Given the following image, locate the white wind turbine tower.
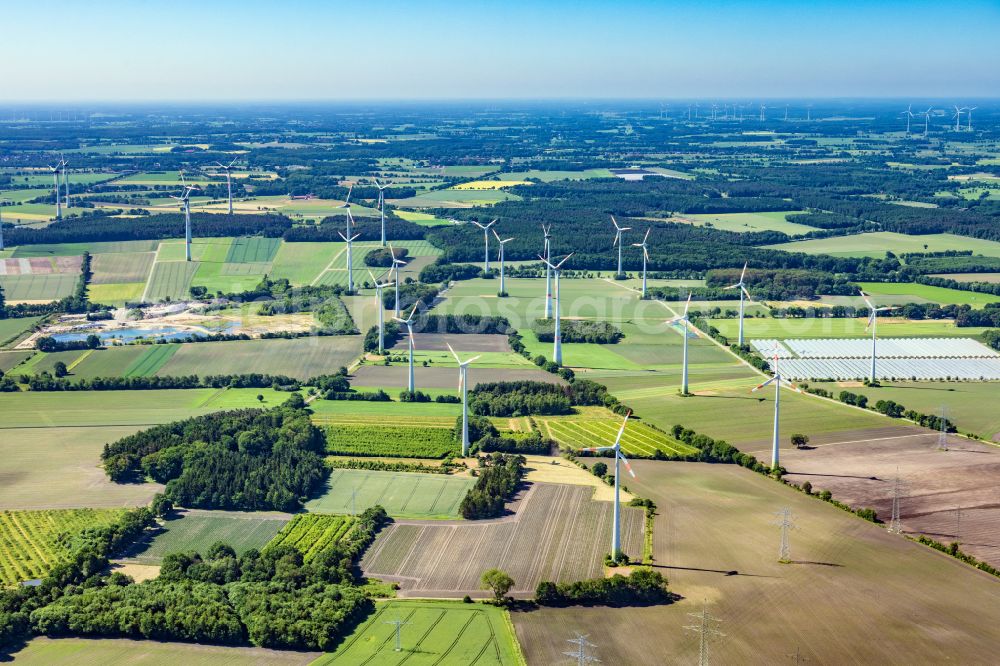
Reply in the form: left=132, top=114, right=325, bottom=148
left=631, top=228, right=651, bottom=298
left=752, top=352, right=801, bottom=471
left=492, top=229, right=514, bottom=296
left=447, top=343, right=482, bottom=456
left=668, top=294, right=698, bottom=395
left=952, top=106, right=963, bottom=132
left=860, top=289, right=893, bottom=384
left=338, top=230, right=361, bottom=292
left=921, top=107, right=933, bottom=136
left=374, top=178, right=392, bottom=246
left=172, top=171, right=200, bottom=262
left=338, top=183, right=355, bottom=241
left=723, top=262, right=753, bottom=346
left=393, top=305, right=418, bottom=393
left=581, top=411, right=635, bottom=559
left=0, top=206, right=5, bottom=251
left=367, top=270, right=391, bottom=354
left=539, top=253, right=574, bottom=366
left=966, top=106, right=977, bottom=131
left=902, top=104, right=913, bottom=134
left=215, top=157, right=238, bottom=214
left=610, top=216, right=631, bottom=277
left=49, top=160, right=63, bottom=220
left=388, top=242, right=407, bottom=317
left=542, top=224, right=553, bottom=318
left=60, top=153, right=70, bottom=207
left=471, top=219, right=497, bottom=272
left=759, top=104, right=766, bottom=121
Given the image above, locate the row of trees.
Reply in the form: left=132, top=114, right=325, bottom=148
left=459, top=453, right=525, bottom=519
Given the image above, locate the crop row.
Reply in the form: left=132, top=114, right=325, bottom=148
left=324, top=424, right=457, bottom=459
left=265, top=514, right=358, bottom=562
left=542, top=419, right=697, bottom=458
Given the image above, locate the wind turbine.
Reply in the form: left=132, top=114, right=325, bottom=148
left=631, top=228, right=651, bottom=298
left=902, top=104, right=913, bottom=134
left=759, top=104, right=766, bottom=121
left=367, top=270, right=391, bottom=355
left=493, top=229, right=514, bottom=296
left=172, top=171, right=200, bottom=262
left=610, top=216, right=631, bottom=277
left=471, top=219, right=497, bottom=272
left=215, top=157, right=238, bottom=214
left=723, top=262, right=753, bottom=346
left=953, top=106, right=963, bottom=132
left=752, top=352, right=801, bottom=471
left=393, top=305, right=418, bottom=393
left=921, top=107, right=933, bottom=136
left=388, top=242, right=407, bottom=317
left=60, top=153, right=70, bottom=207
left=49, top=160, right=62, bottom=220
left=966, top=106, right=977, bottom=131
left=581, top=411, right=635, bottom=559
left=0, top=206, right=5, bottom=251
left=542, top=224, right=553, bottom=318
left=668, top=294, right=698, bottom=395
left=338, top=230, right=361, bottom=293
left=539, top=253, right=574, bottom=366
left=338, top=183, right=355, bottom=240
left=374, top=178, right=392, bottom=246
left=860, top=289, right=893, bottom=384
left=448, top=342, right=482, bottom=456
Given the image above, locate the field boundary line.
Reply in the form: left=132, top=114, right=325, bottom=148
left=66, top=348, right=94, bottom=371
left=139, top=242, right=164, bottom=303
left=310, top=246, right=348, bottom=287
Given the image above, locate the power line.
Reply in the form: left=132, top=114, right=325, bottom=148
left=771, top=507, right=796, bottom=563
left=384, top=617, right=410, bottom=652
left=563, top=632, right=600, bottom=665
left=937, top=404, right=949, bottom=451
left=888, top=467, right=903, bottom=535
left=684, top=603, right=724, bottom=666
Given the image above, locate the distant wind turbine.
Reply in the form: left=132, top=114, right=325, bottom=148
left=172, top=171, right=200, bottom=262
left=0, top=207, right=5, bottom=251
left=471, top=219, right=497, bottom=272
left=860, top=289, right=894, bottom=384
left=759, top=104, right=766, bottom=122
left=60, top=153, right=70, bottom=207
left=448, top=342, right=482, bottom=456
left=581, top=411, right=635, bottom=559
left=367, top=270, right=391, bottom=355
left=953, top=106, right=963, bottom=132
left=492, top=229, right=514, bottom=296
left=631, top=228, right=651, bottom=298
left=610, top=216, right=631, bottom=277
left=388, top=242, right=407, bottom=318
left=542, top=224, right=553, bottom=318
left=49, top=160, right=63, bottom=221
left=921, top=107, right=933, bottom=136
left=539, top=253, right=574, bottom=366
left=374, top=178, right=392, bottom=246
left=966, top=106, right=977, bottom=131
left=215, top=157, right=239, bottom=214
left=338, top=230, right=361, bottom=293
left=668, top=293, right=700, bottom=395
left=723, top=262, right=753, bottom=346
left=393, top=305, right=419, bottom=393
left=752, top=352, right=801, bottom=471
left=902, top=104, right=913, bottom=134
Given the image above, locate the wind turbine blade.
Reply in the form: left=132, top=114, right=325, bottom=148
left=741, top=285, right=753, bottom=302
left=644, top=227, right=651, bottom=243
left=228, top=157, right=238, bottom=167
left=643, top=247, right=649, bottom=261
left=554, top=253, right=574, bottom=269
left=492, top=228, right=502, bottom=241
left=858, top=289, right=874, bottom=310
left=740, top=261, right=747, bottom=282
left=619, top=452, right=636, bottom=478
left=866, top=312, right=876, bottom=331
left=683, top=293, right=692, bottom=317
left=613, top=411, right=631, bottom=448
left=465, top=355, right=482, bottom=364
left=723, top=283, right=739, bottom=290
left=337, top=231, right=348, bottom=241
left=446, top=342, right=461, bottom=364
left=613, top=233, right=619, bottom=247
left=752, top=377, right=777, bottom=392
left=580, top=446, right=613, bottom=453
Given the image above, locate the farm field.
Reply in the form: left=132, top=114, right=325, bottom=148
left=89, top=251, right=154, bottom=284
left=265, top=514, right=357, bottom=561
left=124, top=510, right=290, bottom=564
left=9, top=240, right=160, bottom=257
left=764, top=231, right=1000, bottom=258
left=709, top=316, right=990, bottom=339
left=305, top=469, right=474, bottom=519
left=0, top=315, right=42, bottom=345
left=157, top=335, right=362, bottom=379
left=0, top=425, right=161, bottom=510
left=496, top=168, right=613, bottom=182
left=680, top=210, right=816, bottom=234
left=351, top=364, right=563, bottom=390
left=0, top=350, right=32, bottom=371
left=855, top=281, right=1000, bottom=307
left=269, top=241, right=344, bottom=285
left=513, top=461, right=1000, bottom=665
left=391, top=188, right=520, bottom=208
left=143, top=260, right=199, bottom=301
left=314, top=600, right=524, bottom=666
left=361, top=482, right=643, bottom=596
left=324, top=423, right=458, bottom=458
left=86, top=282, right=144, bottom=305
left=8, top=637, right=318, bottom=665
left=0, top=273, right=78, bottom=301
left=0, top=508, right=125, bottom=584
left=930, top=272, right=1000, bottom=283
left=535, top=407, right=699, bottom=458
left=308, top=399, right=461, bottom=422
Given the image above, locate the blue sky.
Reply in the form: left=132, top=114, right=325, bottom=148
left=3, top=0, right=998, bottom=100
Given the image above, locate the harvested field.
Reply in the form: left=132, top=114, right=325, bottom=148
left=352, top=365, right=563, bottom=389
left=123, top=510, right=290, bottom=564
left=512, top=461, right=1000, bottom=665
left=392, top=333, right=511, bottom=352
left=305, top=469, right=473, bottom=519
left=8, top=637, right=318, bottom=665
left=740, top=425, right=1000, bottom=568
left=521, top=454, right=628, bottom=502
left=361, top=482, right=643, bottom=597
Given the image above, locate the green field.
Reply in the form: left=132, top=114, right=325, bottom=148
left=0, top=350, right=32, bottom=371
left=305, top=469, right=474, bottom=519
left=682, top=211, right=816, bottom=235
left=225, top=236, right=281, bottom=263
left=309, top=399, right=462, bottom=421
left=89, top=251, right=155, bottom=284
left=0, top=509, right=125, bottom=584
left=125, top=511, right=289, bottom=564
left=158, top=336, right=361, bottom=380
left=855, top=281, right=999, bottom=307
left=0, top=315, right=42, bottom=346
left=144, top=261, right=199, bottom=301
left=8, top=637, right=315, bottom=665
left=708, top=316, right=990, bottom=339
left=264, top=514, right=357, bottom=562
left=324, top=423, right=458, bottom=458
left=315, top=600, right=524, bottom=665
left=10, top=241, right=160, bottom=257
left=392, top=188, right=520, bottom=208
left=765, top=232, right=1000, bottom=258
left=87, top=282, right=145, bottom=305
left=270, top=241, right=344, bottom=285
left=0, top=273, right=78, bottom=301
left=536, top=408, right=698, bottom=458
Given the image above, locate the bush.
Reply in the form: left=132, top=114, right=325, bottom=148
left=460, top=453, right=525, bottom=520
left=535, top=569, right=672, bottom=606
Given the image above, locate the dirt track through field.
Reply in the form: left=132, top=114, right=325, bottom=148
left=361, top=482, right=642, bottom=597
